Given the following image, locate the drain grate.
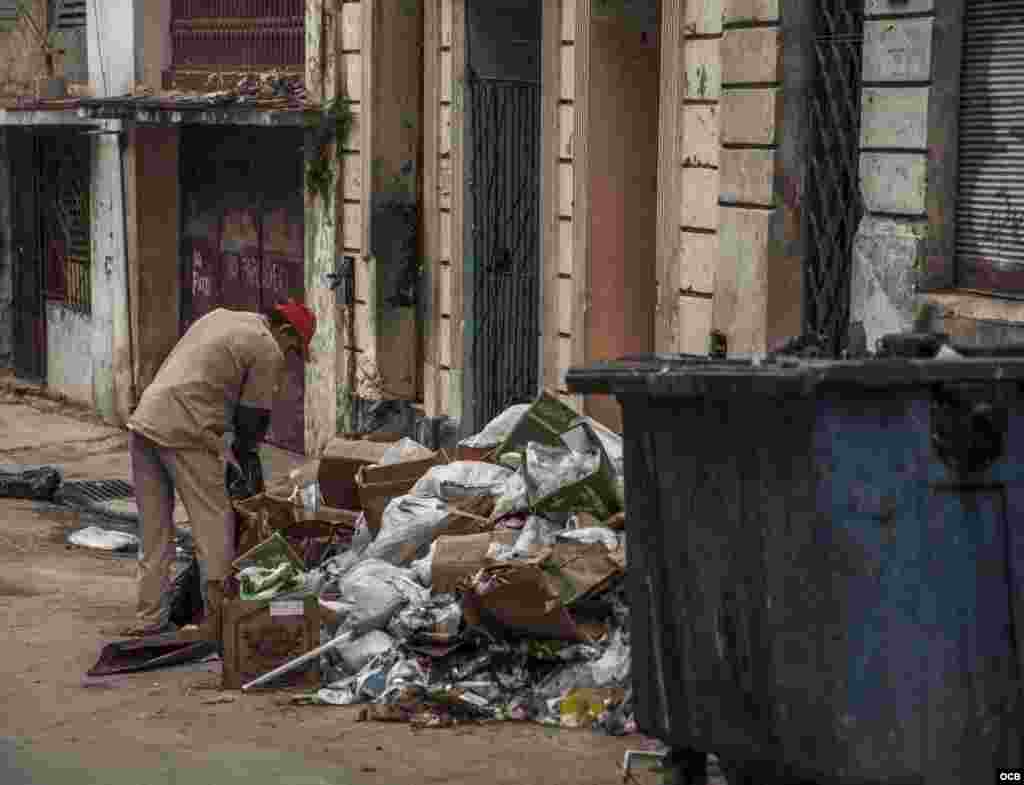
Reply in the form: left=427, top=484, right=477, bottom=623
left=58, top=479, right=135, bottom=506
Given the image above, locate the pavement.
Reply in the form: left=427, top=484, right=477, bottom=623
left=0, top=382, right=645, bottom=785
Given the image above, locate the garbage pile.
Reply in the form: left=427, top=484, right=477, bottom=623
left=231, top=392, right=635, bottom=734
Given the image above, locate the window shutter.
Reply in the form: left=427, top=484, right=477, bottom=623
left=956, top=0, right=1024, bottom=292
left=52, top=0, right=85, bottom=29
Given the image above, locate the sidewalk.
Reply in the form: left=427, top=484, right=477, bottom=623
left=0, top=376, right=308, bottom=517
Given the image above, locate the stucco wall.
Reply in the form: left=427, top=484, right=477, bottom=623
left=46, top=301, right=93, bottom=404
left=90, top=126, right=128, bottom=424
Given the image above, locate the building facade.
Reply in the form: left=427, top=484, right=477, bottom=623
left=3, top=0, right=1022, bottom=453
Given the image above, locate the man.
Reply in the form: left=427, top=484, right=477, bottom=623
left=120, top=300, right=316, bottom=642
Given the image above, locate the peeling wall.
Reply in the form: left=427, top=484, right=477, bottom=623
left=90, top=125, right=128, bottom=424
left=46, top=301, right=93, bottom=403
left=0, top=0, right=50, bottom=97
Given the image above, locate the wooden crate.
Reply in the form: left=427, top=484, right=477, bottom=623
left=222, top=596, right=320, bottom=691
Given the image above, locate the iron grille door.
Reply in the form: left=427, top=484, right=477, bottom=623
left=955, top=0, right=1024, bottom=293
left=467, top=72, right=542, bottom=431
left=804, top=1, right=865, bottom=357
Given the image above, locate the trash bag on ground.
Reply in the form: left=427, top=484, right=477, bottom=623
left=169, top=556, right=205, bottom=628
left=410, top=461, right=513, bottom=500
left=336, top=558, right=429, bottom=631
left=458, top=404, right=530, bottom=449
left=337, top=630, right=396, bottom=673
left=0, top=465, right=62, bottom=501
left=524, top=443, right=600, bottom=503
left=67, top=526, right=139, bottom=552
left=386, top=595, right=462, bottom=643
left=363, top=495, right=453, bottom=566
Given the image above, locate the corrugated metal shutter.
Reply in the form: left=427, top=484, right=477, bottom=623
left=956, top=1, right=1024, bottom=292
left=52, top=0, right=85, bottom=29
left=0, top=0, right=21, bottom=22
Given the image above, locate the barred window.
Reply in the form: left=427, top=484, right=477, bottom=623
left=40, top=133, right=92, bottom=315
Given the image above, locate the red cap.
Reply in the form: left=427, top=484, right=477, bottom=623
left=274, top=300, right=317, bottom=357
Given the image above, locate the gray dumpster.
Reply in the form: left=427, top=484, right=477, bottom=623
left=567, top=351, right=1024, bottom=785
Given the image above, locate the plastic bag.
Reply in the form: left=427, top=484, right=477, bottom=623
left=337, top=630, right=396, bottom=673
left=590, top=629, right=631, bottom=687
left=524, top=443, right=600, bottom=502
left=386, top=595, right=462, bottom=641
left=0, top=465, right=62, bottom=501
left=491, top=471, right=529, bottom=520
left=458, top=404, right=530, bottom=449
left=410, top=542, right=436, bottom=587
left=410, top=461, right=512, bottom=500
left=377, top=437, right=433, bottom=466
left=337, top=558, right=429, bottom=631
left=237, top=563, right=306, bottom=601
left=67, top=526, right=139, bottom=552
left=363, top=495, right=451, bottom=566
left=557, top=526, right=621, bottom=551
left=582, top=417, right=624, bottom=477
left=169, top=556, right=205, bottom=628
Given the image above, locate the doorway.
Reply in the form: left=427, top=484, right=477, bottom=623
left=463, top=0, right=544, bottom=434
left=586, top=2, right=661, bottom=432
left=179, top=126, right=306, bottom=454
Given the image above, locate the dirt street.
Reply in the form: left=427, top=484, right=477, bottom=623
left=0, top=387, right=651, bottom=785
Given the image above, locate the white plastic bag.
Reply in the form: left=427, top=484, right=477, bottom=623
left=458, top=403, right=530, bottom=449
left=67, top=526, right=139, bottom=551
left=377, top=437, right=433, bottom=466
left=363, top=495, right=452, bottom=566
left=557, top=526, right=621, bottom=551
left=410, top=541, right=436, bottom=587
left=337, top=630, right=396, bottom=673
left=337, top=558, right=429, bottom=630
left=525, top=442, right=600, bottom=502
left=410, top=461, right=512, bottom=500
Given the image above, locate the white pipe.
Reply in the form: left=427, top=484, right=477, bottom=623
left=241, top=629, right=356, bottom=691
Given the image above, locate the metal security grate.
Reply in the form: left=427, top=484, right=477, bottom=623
left=467, top=71, right=542, bottom=431
left=803, top=1, right=865, bottom=357
left=58, top=479, right=135, bottom=506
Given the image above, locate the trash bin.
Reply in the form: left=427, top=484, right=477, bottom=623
left=567, top=348, right=1024, bottom=785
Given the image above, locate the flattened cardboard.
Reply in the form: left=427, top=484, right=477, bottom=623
left=222, top=596, right=320, bottom=690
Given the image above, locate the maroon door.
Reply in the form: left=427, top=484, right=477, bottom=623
left=181, top=127, right=306, bottom=454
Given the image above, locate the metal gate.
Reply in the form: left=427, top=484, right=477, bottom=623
left=8, top=128, right=45, bottom=382
left=803, top=1, right=865, bottom=357
left=466, top=71, right=542, bottom=431
left=180, top=127, right=306, bottom=454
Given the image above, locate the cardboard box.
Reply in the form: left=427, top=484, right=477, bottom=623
left=233, top=494, right=360, bottom=567
left=355, top=450, right=450, bottom=535
left=222, top=595, right=320, bottom=690
left=431, top=529, right=519, bottom=594
left=317, top=437, right=397, bottom=510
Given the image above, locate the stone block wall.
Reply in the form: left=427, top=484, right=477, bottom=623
left=850, top=0, right=935, bottom=348
left=706, top=0, right=803, bottom=356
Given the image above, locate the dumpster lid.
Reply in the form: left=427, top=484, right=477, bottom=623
left=566, top=352, right=1024, bottom=398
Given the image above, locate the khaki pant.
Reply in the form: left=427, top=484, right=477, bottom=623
left=130, top=432, right=235, bottom=628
